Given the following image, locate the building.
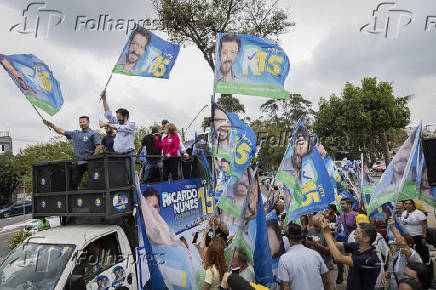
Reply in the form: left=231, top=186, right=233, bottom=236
left=0, top=131, right=12, bottom=154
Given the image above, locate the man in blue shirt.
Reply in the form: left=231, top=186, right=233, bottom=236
left=321, top=218, right=381, bottom=290
left=101, top=126, right=116, bottom=152
left=43, top=116, right=102, bottom=189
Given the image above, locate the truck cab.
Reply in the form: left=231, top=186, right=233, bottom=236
left=0, top=224, right=136, bottom=290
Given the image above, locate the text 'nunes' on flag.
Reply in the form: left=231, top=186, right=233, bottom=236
left=213, top=33, right=290, bottom=99
left=113, top=24, right=180, bottom=79
left=0, top=54, right=64, bottom=116
left=276, top=120, right=335, bottom=224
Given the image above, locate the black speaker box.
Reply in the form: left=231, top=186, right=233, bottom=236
left=34, top=162, right=69, bottom=193
left=422, top=138, right=436, bottom=186
left=87, top=156, right=130, bottom=189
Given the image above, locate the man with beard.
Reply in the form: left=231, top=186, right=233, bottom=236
left=116, top=27, right=151, bottom=73
left=43, top=116, right=102, bottom=189
left=213, top=107, right=232, bottom=151
left=215, top=34, right=244, bottom=83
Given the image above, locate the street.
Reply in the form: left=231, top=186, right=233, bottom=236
left=0, top=214, right=32, bottom=258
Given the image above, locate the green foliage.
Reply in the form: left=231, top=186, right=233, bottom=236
left=13, top=136, right=75, bottom=191
left=313, top=77, right=410, bottom=163
left=253, top=94, right=314, bottom=171
left=0, top=152, right=25, bottom=202
left=153, top=0, right=294, bottom=71
left=8, top=230, right=32, bottom=251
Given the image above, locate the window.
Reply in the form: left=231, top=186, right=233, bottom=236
left=72, top=232, right=122, bottom=283
left=1, top=145, right=4, bottom=152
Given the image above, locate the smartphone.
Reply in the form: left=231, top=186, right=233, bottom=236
left=192, top=232, right=199, bottom=244
left=231, top=267, right=241, bottom=275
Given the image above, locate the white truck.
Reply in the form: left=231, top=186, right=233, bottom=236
left=0, top=224, right=139, bottom=290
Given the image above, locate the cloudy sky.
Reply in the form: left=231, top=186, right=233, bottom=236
left=1, top=0, right=435, bottom=154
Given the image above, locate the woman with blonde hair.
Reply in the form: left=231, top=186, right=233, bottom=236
left=203, top=241, right=228, bottom=290
left=155, top=122, right=180, bottom=180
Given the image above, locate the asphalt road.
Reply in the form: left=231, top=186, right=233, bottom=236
left=0, top=213, right=32, bottom=259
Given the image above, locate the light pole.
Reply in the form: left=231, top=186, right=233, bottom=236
left=22, top=181, right=25, bottom=221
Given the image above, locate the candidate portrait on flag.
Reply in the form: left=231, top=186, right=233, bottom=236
left=214, top=33, right=290, bottom=98
left=113, top=25, right=180, bottom=79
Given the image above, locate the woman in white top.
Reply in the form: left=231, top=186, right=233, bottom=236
left=203, top=241, right=227, bottom=290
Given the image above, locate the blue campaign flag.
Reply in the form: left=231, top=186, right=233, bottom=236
left=211, top=102, right=257, bottom=179
left=277, top=121, right=335, bottom=224
left=368, top=124, right=422, bottom=216
left=113, top=25, right=180, bottom=79
left=214, top=33, right=290, bottom=99
left=0, top=54, right=64, bottom=116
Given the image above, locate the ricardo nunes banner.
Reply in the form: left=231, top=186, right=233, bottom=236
left=0, top=54, right=64, bottom=116
left=140, top=178, right=214, bottom=234
left=113, top=25, right=180, bottom=78
left=213, top=33, right=290, bottom=99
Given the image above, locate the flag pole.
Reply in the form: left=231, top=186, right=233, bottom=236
left=32, top=105, right=51, bottom=131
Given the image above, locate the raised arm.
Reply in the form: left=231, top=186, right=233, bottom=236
left=100, top=90, right=110, bottom=112
left=43, top=119, right=65, bottom=135
left=321, top=218, right=354, bottom=266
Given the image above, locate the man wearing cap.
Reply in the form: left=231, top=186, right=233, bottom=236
left=321, top=218, right=381, bottom=290
left=278, top=223, right=331, bottom=290
left=348, top=214, right=389, bottom=290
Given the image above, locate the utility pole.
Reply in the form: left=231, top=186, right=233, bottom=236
left=22, top=181, right=25, bottom=221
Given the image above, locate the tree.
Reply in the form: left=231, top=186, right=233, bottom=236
left=0, top=153, right=24, bottom=204
left=13, top=137, right=75, bottom=192
left=313, top=77, right=410, bottom=164
left=153, top=0, right=294, bottom=71
left=154, top=0, right=294, bottom=130
left=252, top=94, right=314, bottom=171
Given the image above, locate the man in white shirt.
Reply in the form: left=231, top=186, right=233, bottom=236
left=278, top=223, right=331, bottom=290
left=400, top=199, right=429, bottom=264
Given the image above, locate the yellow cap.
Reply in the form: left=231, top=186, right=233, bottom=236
left=356, top=214, right=369, bottom=226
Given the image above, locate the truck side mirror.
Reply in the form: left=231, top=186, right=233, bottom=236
left=66, top=274, right=86, bottom=290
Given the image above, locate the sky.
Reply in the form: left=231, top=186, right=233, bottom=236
left=0, top=0, right=435, bottom=154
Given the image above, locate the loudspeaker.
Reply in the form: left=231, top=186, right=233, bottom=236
left=87, top=156, right=130, bottom=190
left=34, top=162, right=69, bottom=193
left=422, top=138, right=436, bottom=186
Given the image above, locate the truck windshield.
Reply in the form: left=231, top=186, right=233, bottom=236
left=0, top=243, right=75, bottom=290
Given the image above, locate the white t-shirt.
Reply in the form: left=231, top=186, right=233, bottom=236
left=204, top=265, right=221, bottom=290
left=400, top=209, right=427, bottom=236
left=278, top=244, right=328, bottom=290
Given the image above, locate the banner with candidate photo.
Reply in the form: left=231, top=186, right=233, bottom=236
left=211, top=102, right=257, bottom=180
left=277, top=120, right=335, bottom=224
left=0, top=54, right=64, bottom=116
left=134, top=175, right=205, bottom=290
left=213, top=33, right=290, bottom=99
left=113, top=25, right=180, bottom=78
left=368, top=124, right=422, bottom=216
left=140, top=178, right=214, bottom=235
